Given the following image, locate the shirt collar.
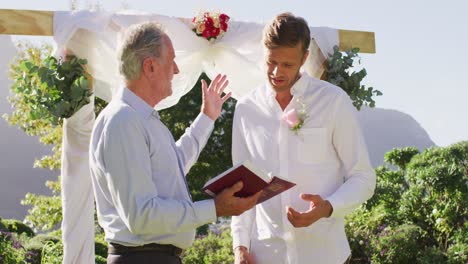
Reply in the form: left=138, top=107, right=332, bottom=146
left=290, top=72, right=309, bottom=96
left=116, top=87, right=158, bottom=119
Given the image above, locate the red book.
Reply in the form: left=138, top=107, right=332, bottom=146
left=202, top=161, right=296, bottom=204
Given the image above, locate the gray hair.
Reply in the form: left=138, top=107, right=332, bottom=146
left=118, top=22, right=166, bottom=81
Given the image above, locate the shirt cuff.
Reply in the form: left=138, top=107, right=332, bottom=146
left=193, top=199, right=217, bottom=224
left=325, top=195, right=344, bottom=219
left=231, top=229, right=251, bottom=250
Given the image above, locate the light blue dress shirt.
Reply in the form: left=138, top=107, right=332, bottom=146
left=89, top=87, right=217, bottom=249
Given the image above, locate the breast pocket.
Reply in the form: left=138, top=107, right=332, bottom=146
left=297, top=128, right=328, bottom=164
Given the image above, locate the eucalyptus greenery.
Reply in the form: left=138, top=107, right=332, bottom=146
left=325, top=45, right=382, bottom=110
left=10, top=51, right=92, bottom=125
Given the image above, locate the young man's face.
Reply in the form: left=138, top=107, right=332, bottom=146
left=265, top=43, right=308, bottom=94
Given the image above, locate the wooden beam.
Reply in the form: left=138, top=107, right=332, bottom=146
left=339, top=29, right=376, bottom=53
left=0, top=9, right=376, bottom=53
left=0, top=9, right=53, bottom=36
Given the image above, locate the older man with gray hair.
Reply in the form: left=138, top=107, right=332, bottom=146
left=89, top=22, right=261, bottom=264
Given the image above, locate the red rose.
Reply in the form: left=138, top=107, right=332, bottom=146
left=204, top=16, right=214, bottom=28
left=219, top=13, right=230, bottom=23
left=220, top=22, right=228, bottom=31
left=192, top=16, right=196, bottom=23
left=211, top=27, right=220, bottom=37
left=202, top=29, right=211, bottom=39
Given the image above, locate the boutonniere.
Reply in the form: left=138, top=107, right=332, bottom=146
left=282, top=98, right=308, bottom=134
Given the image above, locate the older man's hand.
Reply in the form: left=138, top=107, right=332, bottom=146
left=201, top=74, right=231, bottom=121
left=214, top=181, right=262, bottom=217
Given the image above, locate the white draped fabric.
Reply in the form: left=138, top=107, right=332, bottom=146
left=60, top=97, right=95, bottom=264
left=53, top=10, right=338, bottom=263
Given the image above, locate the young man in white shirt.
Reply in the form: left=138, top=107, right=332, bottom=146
left=89, top=22, right=262, bottom=264
left=231, top=13, right=376, bottom=264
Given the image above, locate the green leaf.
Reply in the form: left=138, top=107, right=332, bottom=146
left=324, top=46, right=381, bottom=111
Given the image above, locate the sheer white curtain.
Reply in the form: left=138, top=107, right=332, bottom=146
left=54, top=10, right=338, bottom=263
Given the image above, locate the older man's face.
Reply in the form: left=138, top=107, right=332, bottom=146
left=153, top=35, right=180, bottom=99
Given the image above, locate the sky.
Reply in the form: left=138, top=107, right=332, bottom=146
left=1, top=0, right=467, bottom=147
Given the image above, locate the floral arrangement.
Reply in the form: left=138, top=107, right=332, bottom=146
left=192, top=11, right=230, bottom=41
left=282, top=97, right=308, bottom=134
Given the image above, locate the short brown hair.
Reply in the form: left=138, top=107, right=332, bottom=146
left=263, top=12, right=310, bottom=53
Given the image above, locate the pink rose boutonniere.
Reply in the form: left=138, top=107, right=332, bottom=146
left=282, top=98, right=308, bottom=134
left=282, top=108, right=308, bottom=134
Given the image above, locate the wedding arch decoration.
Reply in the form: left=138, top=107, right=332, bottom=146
left=1, top=8, right=377, bottom=263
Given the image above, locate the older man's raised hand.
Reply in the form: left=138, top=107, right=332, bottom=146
left=201, top=74, right=232, bottom=121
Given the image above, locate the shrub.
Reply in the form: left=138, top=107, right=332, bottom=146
left=182, top=229, right=234, bottom=264
left=0, top=218, right=8, bottom=232
left=369, top=224, right=427, bottom=263
left=40, top=239, right=63, bottom=264
left=346, top=142, right=468, bottom=263
left=446, top=224, right=467, bottom=264
left=94, top=233, right=108, bottom=260
left=3, top=219, right=35, bottom=237
left=0, top=231, right=26, bottom=263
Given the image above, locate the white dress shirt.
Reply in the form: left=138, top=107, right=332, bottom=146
left=231, top=73, right=376, bottom=263
left=89, top=87, right=217, bottom=249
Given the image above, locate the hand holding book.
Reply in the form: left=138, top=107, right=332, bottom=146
left=202, top=161, right=296, bottom=205
left=214, top=181, right=263, bottom=217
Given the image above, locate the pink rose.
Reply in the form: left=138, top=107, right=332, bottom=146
left=282, top=109, right=300, bottom=128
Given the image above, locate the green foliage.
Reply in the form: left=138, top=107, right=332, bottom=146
left=384, top=146, right=420, bottom=170
left=446, top=224, right=468, bottom=263
left=21, top=192, right=62, bottom=232
left=346, top=142, right=468, bottom=263
left=40, top=239, right=63, bottom=264
left=324, top=46, right=382, bottom=110
left=160, top=73, right=236, bottom=203
left=9, top=43, right=92, bottom=125
left=369, top=224, right=428, bottom=263
left=0, top=218, right=8, bottom=232
left=94, top=231, right=108, bottom=260
left=4, top=43, right=64, bottom=233
left=4, top=44, right=110, bottom=234
left=2, top=219, right=35, bottom=237
left=182, top=229, right=234, bottom=264
left=0, top=231, right=26, bottom=263
left=22, top=237, right=45, bottom=264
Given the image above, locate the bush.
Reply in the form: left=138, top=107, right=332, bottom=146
left=40, top=239, right=63, bottom=264
left=346, top=142, right=468, bottom=263
left=3, top=219, right=35, bottom=237
left=369, top=224, right=427, bottom=263
left=94, top=234, right=108, bottom=260
left=0, top=218, right=8, bottom=232
left=446, top=225, right=467, bottom=264
left=22, top=238, right=44, bottom=264
left=182, top=229, right=234, bottom=264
